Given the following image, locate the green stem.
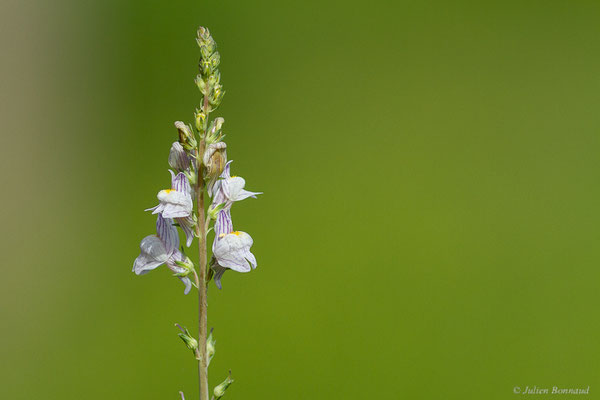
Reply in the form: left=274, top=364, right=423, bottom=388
left=196, top=90, right=211, bottom=400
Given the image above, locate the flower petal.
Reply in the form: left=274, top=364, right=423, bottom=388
left=220, top=175, right=261, bottom=203
left=145, top=204, right=161, bottom=213
left=157, top=190, right=193, bottom=218
left=222, top=160, right=232, bottom=179
left=156, top=214, right=179, bottom=254
left=223, top=177, right=245, bottom=200
left=179, top=276, right=192, bottom=294
left=213, top=232, right=254, bottom=272
left=202, top=142, right=227, bottom=166
left=166, top=250, right=193, bottom=295
left=162, top=203, right=192, bottom=219
left=208, top=160, right=232, bottom=198
left=177, top=216, right=195, bottom=247
left=170, top=171, right=192, bottom=195
left=133, top=254, right=164, bottom=275
left=244, top=249, right=257, bottom=269
left=233, top=189, right=262, bottom=201
left=168, top=142, right=191, bottom=171
left=211, top=263, right=228, bottom=290
left=214, top=209, right=233, bottom=237
left=133, top=235, right=168, bottom=275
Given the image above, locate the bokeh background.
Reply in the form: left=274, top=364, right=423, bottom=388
left=2, top=1, right=600, bottom=399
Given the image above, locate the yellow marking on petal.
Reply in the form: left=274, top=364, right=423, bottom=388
left=219, top=233, right=226, bottom=238
left=164, top=189, right=174, bottom=193
left=232, top=231, right=241, bottom=236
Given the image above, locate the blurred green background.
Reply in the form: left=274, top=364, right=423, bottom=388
left=2, top=0, right=600, bottom=399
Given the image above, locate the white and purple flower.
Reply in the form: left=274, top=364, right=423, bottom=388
left=209, top=161, right=260, bottom=249
left=211, top=230, right=257, bottom=289
left=209, top=161, right=261, bottom=204
left=168, top=142, right=192, bottom=171
left=147, top=171, right=196, bottom=247
left=207, top=160, right=261, bottom=288
left=147, top=171, right=193, bottom=218
left=133, top=215, right=193, bottom=294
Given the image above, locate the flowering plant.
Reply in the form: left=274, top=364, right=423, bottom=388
left=133, top=27, right=261, bottom=400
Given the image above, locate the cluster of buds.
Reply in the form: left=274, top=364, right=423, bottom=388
left=195, top=27, right=225, bottom=132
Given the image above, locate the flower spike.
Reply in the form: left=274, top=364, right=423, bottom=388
left=132, top=26, right=262, bottom=399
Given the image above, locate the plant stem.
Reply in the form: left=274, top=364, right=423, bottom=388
left=196, top=165, right=209, bottom=400
left=196, top=92, right=211, bottom=400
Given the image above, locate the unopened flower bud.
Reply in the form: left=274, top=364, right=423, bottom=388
left=207, top=73, right=220, bottom=87
left=197, top=27, right=216, bottom=58
left=185, top=169, right=197, bottom=187
left=169, top=142, right=191, bottom=171
left=207, top=328, right=216, bottom=366
left=209, top=52, right=220, bottom=70
left=180, top=334, right=198, bottom=351
left=175, top=324, right=199, bottom=358
left=173, top=255, right=195, bottom=276
left=206, top=117, right=224, bottom=143
left=200, top=59, right=212, bottom=75
left=195, top=110, right=207, bottom=132
left=208, top=202, right=226, bottom=221
left=213, top=371, right=234, bottom=399
left=175, top=121, right=197, bottom=150
left=198, top=26, right=212, bottom=40
left=210, top=85, right=225, bottom=107
left=195, top=75, right=207, bottom=94
left=203, top=142, right=227, bottom=181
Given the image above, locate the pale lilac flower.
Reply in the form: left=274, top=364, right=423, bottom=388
left=210, top=161, right=260, bottom=253
left=210, top=161, right=261, bottom=206
left=133, top=213, right=192, bottom=294
left=133, top=235, right=170, bottom=273
left=169, top=142, right=191, bottom=171
left=211, top=230, right=257, bottom=289
left=132, top=235, right=192, bottom=295
left=147, top=171, right=193, bottom=219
